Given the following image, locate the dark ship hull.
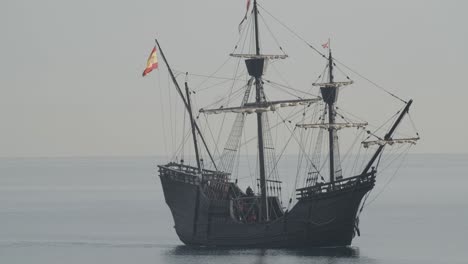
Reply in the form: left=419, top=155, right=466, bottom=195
left=159, top=163, right=375, bottom=248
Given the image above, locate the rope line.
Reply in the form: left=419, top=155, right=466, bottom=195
left=332, top=58, right=407, bottom=104
left=257, top=3, right=327, bottom=60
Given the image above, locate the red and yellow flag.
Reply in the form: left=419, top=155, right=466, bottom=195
left=142, top=46, right=158, bottom=77
left=238, top=0, right=251, bottom=33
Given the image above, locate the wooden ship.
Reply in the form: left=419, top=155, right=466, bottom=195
left=150, top=0, right=419, bottom=247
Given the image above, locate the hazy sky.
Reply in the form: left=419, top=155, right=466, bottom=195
left=1, top=0, right=467, bottom=157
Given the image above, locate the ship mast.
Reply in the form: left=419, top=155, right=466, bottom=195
left=318, top=43, right=340, bottom=185
left=362, top=99, right=413, bottom=174
left=154, top=39, right=217, bottom=171
left=185, top=79, right=202, bottom=173
left=326, top=47, right=336, bottom=184
left=253, top=0, right=268, bottom=222
left=253, top=0, right=261, bottom=55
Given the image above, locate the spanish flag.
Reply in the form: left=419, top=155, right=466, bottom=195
left=142, top=46, right=158, bottom=77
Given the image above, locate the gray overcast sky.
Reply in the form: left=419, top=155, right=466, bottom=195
left=1, top=0, right=467, bottom=157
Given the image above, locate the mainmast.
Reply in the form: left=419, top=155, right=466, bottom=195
left=327, top=48, right=336, bottom=184
left=253, top=0, right=260, bottom=55
left=253, top=0, right=268, bottom=222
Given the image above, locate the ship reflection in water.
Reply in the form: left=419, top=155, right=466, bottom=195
left=165, top=245, right=377, bottom=264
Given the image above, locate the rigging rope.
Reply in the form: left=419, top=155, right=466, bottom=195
left=189, top=12, right=252, bottom=93
left=170, top=129, right=192, bottom=162
left=167, top=72, right=176, bottom=158
left=351, top=137, right=363, bottom=175
left=341, top=128, right=366, bottom=176
left=219, top=81, right=253, bottom=174
left=276, top=110, right=323, bottom=179
left=258, top=12, right=287, bottom=55
left=264, top=79, right=315, bottom=97
left=237, top=106, right=307, bottom=148
left=332, top=58, right=407, bottom=104
left=333, top=64, right=353, bottom=85
left=362, top=110, right=402, bottom=142
left=157, top=69, right=169, bottom=161
left=268, top=63, right=298, bottom=96
left=362, top=144, right=412, bottom=208
left=408, top=113, right=420, bottom=137
left=257, top=3, right=327, bottom=60
left=313, top=65, right=328, bottom=85
left=258, top=2, right=407, bottom=104
left=305, top=103, right=326, bottom=186
left=181, top=99, right=187, bottom=161
left=201, top=114, right=222, bottom=161
left=291, top=126, right=304, bottom=208
left=263, top=81, right=304, bottom=99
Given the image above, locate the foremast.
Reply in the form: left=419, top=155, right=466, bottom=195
left=321, top=46, right=340, bottom=184
left=307, top=44, right=417, bottom=183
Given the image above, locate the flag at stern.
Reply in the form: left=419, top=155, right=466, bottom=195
left=142, top=46, right=158, bottom=77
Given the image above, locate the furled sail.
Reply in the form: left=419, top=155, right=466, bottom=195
left=296, top=122, right=367, bottom=130
left=199, top=98, right=320, bottom=115
left=362, top=137, right=420, bottom=148
left=229, top=54, right=288, bottom=60
left=312, top=81, right=353, bottom=88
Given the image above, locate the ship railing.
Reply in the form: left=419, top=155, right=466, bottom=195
left=296, top=171, right=376, bottom=200
left=158, top=165, right=201, bottom=185
left=256, top=179, right=283, bottom=198
left=158, top=162, right=230, bottom=185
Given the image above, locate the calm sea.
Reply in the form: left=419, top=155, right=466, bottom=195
left=0, top=154, right=466, bottom=264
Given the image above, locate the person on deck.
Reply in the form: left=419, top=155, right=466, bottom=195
left=246, top=186, right=254, bottom=196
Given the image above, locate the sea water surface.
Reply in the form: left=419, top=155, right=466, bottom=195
left=0, top=154, right=467, bottom=264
